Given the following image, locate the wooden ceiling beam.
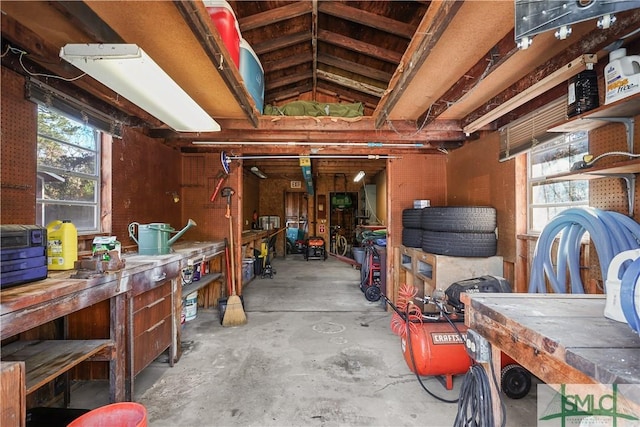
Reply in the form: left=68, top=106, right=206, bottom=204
left=253, top=31, right=311, bottom=55
left=316, top=70, right=385, bottom=97
left=156, top=126, right=466, bottom=146
left=315, top=87, right=378, bottom=110
left=264, top=52, right=312, bottom=73
left=199, top=116, right=462, bottom=132
left=318, top=29, right=402, bottom=64
left=267, top=84, right=313, bottom=104
left=318, top=53, right=392, bottom=83
left=237, top=2, right=312, bottom=31
left=315, top=81, right=381, bottom=108
left=312, top=0, right=319, bottom=101
left=374, top=1, right=464, bottom=128
left=52, top=1, right=124, bottom=43
left=416, top=30, right=517, bottom=126
left=265, top=71, right=314, bottom=91
left=173, top=0, right=258, bottom=127
left=318, top=2, right=416, bottom=39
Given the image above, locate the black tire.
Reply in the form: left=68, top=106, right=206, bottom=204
left=501, top=364, right=532, bottom=399
left=421, top=230, right=497, bottom=257
left=421, top=206, right=496, bottom=233
left=402, top=208, right=423, bottom=229
left=402, top=228, right=422, bottom=248
left=364, top=285, right=381, bottom=302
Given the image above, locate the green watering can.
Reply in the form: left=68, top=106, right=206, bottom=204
left=128, top=219, right=196, bottom=255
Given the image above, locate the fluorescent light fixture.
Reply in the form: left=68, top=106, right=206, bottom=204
left=60, top=44, right=220, bottom=132
left=353, top=170, right=365, bottom=182
left=250, top=166, right=267, bottom=179
left=463, top=54, right=596, bottom=134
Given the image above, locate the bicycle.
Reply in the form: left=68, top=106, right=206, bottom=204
left=330, top=225, right=348, bottom=256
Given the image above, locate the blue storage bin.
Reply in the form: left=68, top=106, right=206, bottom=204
left=239, top=38, right=264, bottom=113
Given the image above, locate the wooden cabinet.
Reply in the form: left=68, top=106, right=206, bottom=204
left=131, top=279, right=173, bottom=377
left=397, top=245, right=503, bottom=311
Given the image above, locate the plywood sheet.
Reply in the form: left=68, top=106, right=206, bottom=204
left=86, top=1, right=247, bottom=119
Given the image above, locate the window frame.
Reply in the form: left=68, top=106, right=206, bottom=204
left=527, top=131, right=590, bottom=234
left=36, top=105, right=103, bottom=234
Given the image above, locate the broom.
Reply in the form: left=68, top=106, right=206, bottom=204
left=222, top=197, right=247, bottom=326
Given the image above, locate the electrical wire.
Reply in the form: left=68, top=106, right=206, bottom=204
left=3, top=43, right=86, bottom=81
left=454, top=364, right=499, bottom=427
left=573, top=151, right=640, bottom=170
left=529, top=207, right=640, bottom=294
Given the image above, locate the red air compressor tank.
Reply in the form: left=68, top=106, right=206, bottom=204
left=401, top=320, right=470, bottom=389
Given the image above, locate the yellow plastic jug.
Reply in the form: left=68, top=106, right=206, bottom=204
left=47, top=220, right=78, bottom=270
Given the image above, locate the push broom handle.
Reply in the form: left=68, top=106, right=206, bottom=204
left=227, top=205, right=237, bottom=296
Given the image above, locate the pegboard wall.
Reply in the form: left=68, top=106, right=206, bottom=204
left=1, top=68, right=37, bottom=224
left=588, top=117, right=640, bottom=219
left=585, top=116, right=640, bottom=291
left=180, top=152, right=240, bottom=242
left=388, top=154, right=447, bottom=250
left=110, top=127, right=182, bottom=249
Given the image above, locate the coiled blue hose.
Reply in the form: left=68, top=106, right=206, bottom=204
left=621, top=257, right=640, bottom=333
left=528, top=207, right=640, bottom=294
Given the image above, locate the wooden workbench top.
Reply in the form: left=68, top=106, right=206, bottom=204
left=0, top=240, right=225, bottom=339
left=240, top=228, right=283, bottom=244
left=463, top=293, right=640, bottom=385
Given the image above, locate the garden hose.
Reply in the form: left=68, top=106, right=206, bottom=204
left=529, top=208, right=640, bottom=294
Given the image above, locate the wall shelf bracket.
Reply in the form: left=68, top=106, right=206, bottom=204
left=587, top=116, right=635, bottom=153
left=594, top=173, right=636, bottom=216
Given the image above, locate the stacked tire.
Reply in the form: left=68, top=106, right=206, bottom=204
left=401, top=208, right=423, bottom=248
left=422, top=206, right=497, bottom=257
left=402, top=206, right=498, bottom=257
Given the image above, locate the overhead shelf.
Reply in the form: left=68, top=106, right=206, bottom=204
left=545, top=158, right=639, bottom=216
left=544, top=158, right=640, bottom=181
left=549, top=93, right=640, bottom=133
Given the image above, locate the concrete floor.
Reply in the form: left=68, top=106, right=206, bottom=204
left=72, top=254, right=540, bottom=426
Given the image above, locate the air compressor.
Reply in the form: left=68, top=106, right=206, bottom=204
left=376, top=277, right=532, bottom=400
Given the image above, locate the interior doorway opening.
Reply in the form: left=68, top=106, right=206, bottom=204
left=329, top=191, right=358, bottom=255
left=284, top=191, right=308, bottom=255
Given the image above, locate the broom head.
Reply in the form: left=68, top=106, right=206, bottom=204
left=222, top=294, right=247, bottom=326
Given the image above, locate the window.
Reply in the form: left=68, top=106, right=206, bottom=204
left=36, top=105, right=101, bottom=233
left=528, top=131, right=589, bottom=233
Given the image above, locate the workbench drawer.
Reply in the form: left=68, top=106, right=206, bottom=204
left=132, top=280, right=171, bottom=312
left=133, top=315, right=172, bottom=375
left=132, top=295, right=172, bottom=340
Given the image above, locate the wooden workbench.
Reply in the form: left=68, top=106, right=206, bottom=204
left=463, top=293, right=640, bottom=423
left=0, top=240, right=225, bottom=426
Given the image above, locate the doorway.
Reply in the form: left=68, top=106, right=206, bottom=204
left=285, top=192, right=308, bottom=253
left=329, top=191, right=358, bottom=254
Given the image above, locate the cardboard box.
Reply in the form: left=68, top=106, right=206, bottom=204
left=92, top=236, right=121, bottom=260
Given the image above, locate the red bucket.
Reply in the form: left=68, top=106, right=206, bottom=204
left=67, top=402, right=147, bottom=427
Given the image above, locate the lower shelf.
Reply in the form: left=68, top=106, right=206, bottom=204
left=181, top=272, right=223, bottom=299
left=1, top=339, right=112, bottom=394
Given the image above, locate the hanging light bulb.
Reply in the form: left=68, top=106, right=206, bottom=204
left=353, top=170, right=365, bottom=182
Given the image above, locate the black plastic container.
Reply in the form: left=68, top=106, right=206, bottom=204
left=567, top=66, right=599, bottom=117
